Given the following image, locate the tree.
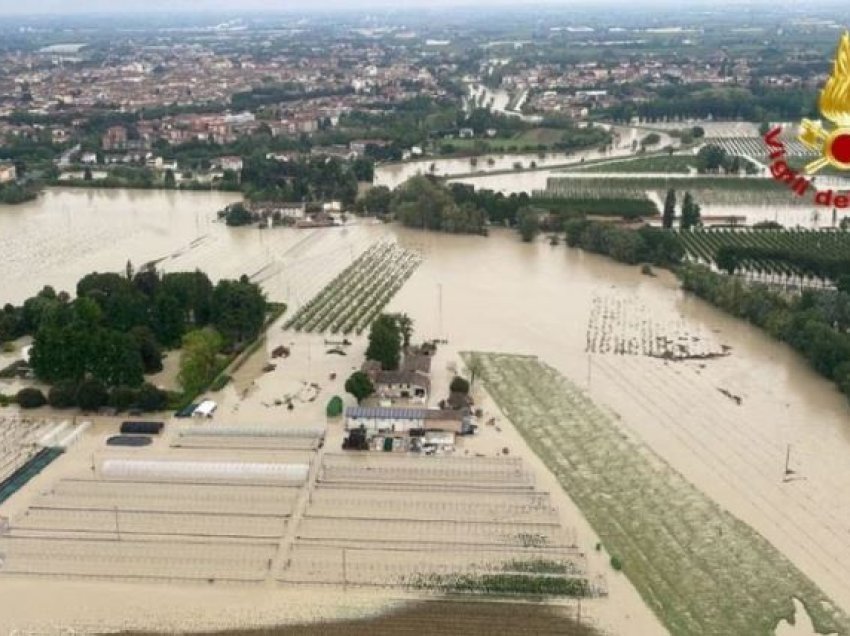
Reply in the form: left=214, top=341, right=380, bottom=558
left=48, top=381, right=78, bottom=408
left=326, top=395, right=344, bottom=417
left=517, top=207, right=541, bottom=242
left=75, top=379, right=109, bottom=411
left=365, top=314, right=402, bottom=370
left=450, top=376, right=470, bottom=395
left=130, top=326, right=163, bottom=374
left=641, top=132, right=661, bottom=147
left=390, top=175, right=485, bottom=234
left=715, top=246, right=741, bottom=275
left=83, top=167, right=93, bottom=181
left=108, top=386, right=138, bottom=411
left=662, top=188, right=676, bottom=230
left=680, top=192, right=702, bottom=230
left=211, top=276, right=267, bottom=345
left=152, top=291, right=185, bottom=348
left=137, top=382, right=168, bottom=412
left=696, top=145, right=727, bottom=173
left=224, top=203, right=256, bottom=227
left=360, top=185, right=392, bottom=217
left=178, top=327, right=224, bottom=395
left=389, top=313, right=414, bottom=349
left=163, top=169, right=176, bottom=189
left=160, top=271, right=213, bottom=327
left=16, top=387, right=46, bottom=409
left=345, top=371, right=374, bottom=404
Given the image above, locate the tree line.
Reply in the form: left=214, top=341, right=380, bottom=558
left=564, top=220, right=685, bottom=266
left=359, top=177, right=658, bottom=238
left=241, top=153, right=365, bottom=205
left=679, top=264, right=850, bottom=400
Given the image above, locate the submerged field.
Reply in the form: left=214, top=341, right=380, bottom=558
left=121, top=600, right=601, bottom=636
left=545, top=176, right=814, bottom=205
left=464, top=351, right=850, bottom=636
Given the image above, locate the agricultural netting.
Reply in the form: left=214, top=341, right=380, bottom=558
left=100, top=459, right=310, bottom=482
left=177, top=425, right=325, bottom=439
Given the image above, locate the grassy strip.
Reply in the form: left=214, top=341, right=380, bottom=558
left=573, top=154, right=696, bottom=174
left=464, top=351, right=850, bottom=636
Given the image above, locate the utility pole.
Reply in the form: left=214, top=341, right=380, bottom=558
left=783, top=444, right=795, bottom=482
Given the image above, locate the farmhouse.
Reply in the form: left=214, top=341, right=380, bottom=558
left=345, top=406, right=473, bottom=435
left=372, top=370, right=430, bottom=403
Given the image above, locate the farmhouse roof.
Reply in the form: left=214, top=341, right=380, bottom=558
left=345, top=406, right=464, bottom=421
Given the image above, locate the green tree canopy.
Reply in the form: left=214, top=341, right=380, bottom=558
left=211, top=276, right=267, bottom=345
left=680, top=192, right=702, bottom=230
left=178, top=327, right=224, bottom=395
left=345, top=372, right=374, bottom=404
left=365, top=314, right=403, bottom=370
left=662, top=188, right=676, bottom=230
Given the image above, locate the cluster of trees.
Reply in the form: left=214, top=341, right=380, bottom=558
left=361, top=178, right=658, bottom=241
left=230, top=84, right=354, bottom=112
left=340, top=96, right=462, bottom=149
left=221, top=202, right=257, bottom=227
left=390, top=176, right=487, bottom=235
left=695, top=145, right=754, bottom=175
left=551, top=124, right=611, bottom=152
left=356, top=185, right=392, bottom=217
left=564, top=221, right=685, bottom=266
left=61, top=165, right=165, bottom=190
left=365, top=313, right=413, bottom=370
left=14, top=379, right=168, bottom=413
left=662, top=189, right=702, bottom=230
left=345, top=313, right=414, bottom=403
left=604, top=85, right=817, bottom=123
left=241, top=153, right=363, bottom=204
left=679, top=265, right=850, bottom=400
left=3, top=268, right=266, bottom=396
left=0, top=181, right=38, bottom=204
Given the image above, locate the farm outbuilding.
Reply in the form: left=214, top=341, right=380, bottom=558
left=344, top=407, right=474, bottom=436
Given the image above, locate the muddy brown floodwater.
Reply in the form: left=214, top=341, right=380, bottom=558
left=2, top=188, right=850, bottom=634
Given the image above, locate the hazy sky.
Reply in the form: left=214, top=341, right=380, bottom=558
left=0, top=0, right=820, bottom=14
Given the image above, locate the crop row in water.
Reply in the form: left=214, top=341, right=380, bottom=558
left=676, top=228, right=850, bottom=280
left=463, top=351, right=850, bottom=636
left=284, top=241, right=421, bottom=335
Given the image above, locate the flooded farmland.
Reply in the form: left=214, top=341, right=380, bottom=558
left=2, top=188, right=850, bottom=634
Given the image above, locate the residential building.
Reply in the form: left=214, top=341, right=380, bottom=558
left=0, top=163, right=16, bottom=184
left=345, top=406, right=473, bottom=435
left=372, top=370, right=431, bottom=403
left=102, top=125, right=128, bottom=151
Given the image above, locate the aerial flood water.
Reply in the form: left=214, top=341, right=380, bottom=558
left=1, top=188, right=849, bottom=634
